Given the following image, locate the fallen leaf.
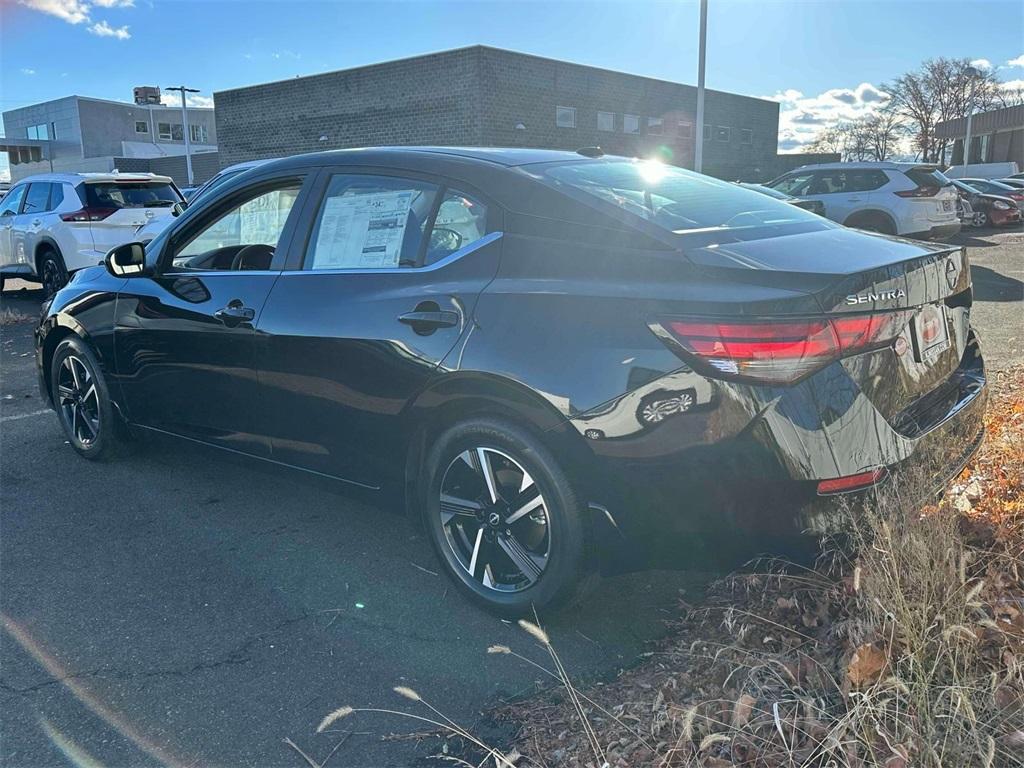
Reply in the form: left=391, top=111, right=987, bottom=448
left=847, top=643, right=887, bottom=687
left=731, top=694, right=756, bottom=728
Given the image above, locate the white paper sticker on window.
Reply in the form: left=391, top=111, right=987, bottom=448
left=312, top=191, right=414, bottom=269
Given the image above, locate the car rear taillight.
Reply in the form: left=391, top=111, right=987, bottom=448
left=817, top=467, right=888, bottom=495
left=60, top=207, right=117, bottom=222
left=894, top=186, right=940, bottom=198
left=658, top=311, right=913, bottom=384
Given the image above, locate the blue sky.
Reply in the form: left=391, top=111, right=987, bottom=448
left=2, top=0, right=1023, bottom=178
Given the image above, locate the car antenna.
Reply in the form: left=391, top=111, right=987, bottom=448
left=576, top=147, right=604, bottom=158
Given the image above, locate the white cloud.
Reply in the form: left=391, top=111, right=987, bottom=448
left=88, top=19, right=130, bottom=38
left=160, top=93, right=214, bottom=109
left=1007, top=54, right=1024, bottom=68
left=1001, top=78, right=1024, bottom=91
left=761, top=81, right=892, bottom=154
left=20, top=68, right=37, bottom=75
left=970, top=58, right=993, bottom=71
left=18, top=0, right=134, bottom=40
left=18, top=0, right=91, bottom=24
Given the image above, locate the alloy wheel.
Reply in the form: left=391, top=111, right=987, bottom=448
left=971, top=212, right=988, bottom=228
left=57, top=354, right=100, bottom=446
left=439, top=447, right=551, bottom=593
left=42, top=258, right=63, bottom=297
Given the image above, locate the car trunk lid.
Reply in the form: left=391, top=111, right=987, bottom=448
left=681, top=226, right=972, bottom=419
left=76, top=178, right=181, bottom=254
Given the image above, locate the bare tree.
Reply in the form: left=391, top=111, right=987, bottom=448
left=860, top=110, right=906, bottom=161
left=885, top=58, right=999, bottom=162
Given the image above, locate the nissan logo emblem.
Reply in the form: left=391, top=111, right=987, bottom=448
left=945, top=259, right=959, bottom=290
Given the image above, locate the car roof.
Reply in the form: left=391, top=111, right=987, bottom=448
left=256, top=146, right=605, bottom=173
left=10, top=171, right=175, bottom=185
left=785, top=161, right=938, bottom=173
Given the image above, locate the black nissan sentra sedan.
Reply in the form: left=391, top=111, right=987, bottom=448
left=36, top=147, right=987, bottom=615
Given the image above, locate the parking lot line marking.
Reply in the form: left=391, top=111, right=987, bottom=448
left=1, top=409, right=51, bottom=423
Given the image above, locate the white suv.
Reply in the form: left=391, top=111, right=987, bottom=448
left=766, top=162, right=960, bottom=240
left=0, top=172, right=183, bottom=296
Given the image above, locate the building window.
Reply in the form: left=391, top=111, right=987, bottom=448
left=171, top=124, right=184, bottom=141
left=647, top=117, right=663, bottom=135
left=26, top=123, right=48, bottom=140
left=716, top=126, right=730, bottom=142
left=158, top=122, right=173, bottom=140
left=597, top=111, right=615, bottom=132
left=703, top=124, right=712, bottom=141
left=135, top=121, right=149, bottom=134
left=190, top=124, right=208, bottom=143
left=678, top=122, right=693, bottom=139
left=623, top=114, right=640, bottom=134
left=740, top=128, right=752, bottom=145
left=556, top=106, right=576, bottom=129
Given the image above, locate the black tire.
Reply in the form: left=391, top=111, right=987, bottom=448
left=39, top=248, right=69, bottom=299
left=972, top=211, right=990, bottom=228
left=50, top=336, right=127, bottom=460
left=422, top=418, right=590, bottom=617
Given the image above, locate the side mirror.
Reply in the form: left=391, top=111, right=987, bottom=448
left=171, top=201, right=188, bottom=217
left=105, top=242, right=149, bottom=277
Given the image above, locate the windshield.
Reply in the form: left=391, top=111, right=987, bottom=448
left=737, top=182, right=792, bottom=200
left=953, top=180, right=981, bottom=194
left=540, top=160, right=823, bottom=233
left=83, top=181, right=182, bottom=209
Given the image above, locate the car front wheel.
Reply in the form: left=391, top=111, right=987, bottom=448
left=422, top=418, right=589, bottom=616
left=51, top=336, right=126, bottom=460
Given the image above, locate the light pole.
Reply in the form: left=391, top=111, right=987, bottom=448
left=693, top=0, right=708, bottom=174
left=962, top=67, right=980, bottom=175
left=166, top=85, right=199, bottom=186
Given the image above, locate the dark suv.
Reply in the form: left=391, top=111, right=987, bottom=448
left=37, top=148, right=987, bottom=615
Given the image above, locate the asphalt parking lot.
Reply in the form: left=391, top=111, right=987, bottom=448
left=2, top=226, right=1022, bottom=767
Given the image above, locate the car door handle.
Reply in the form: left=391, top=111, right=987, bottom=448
left=398, top=310, right=459, bottom=328
left=214, top=302, right=256, bottom=327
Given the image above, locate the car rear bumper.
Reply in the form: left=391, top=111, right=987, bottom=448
left=906, top=222, right=961, bottom=240
left=570, top=334, right=987, bottom=567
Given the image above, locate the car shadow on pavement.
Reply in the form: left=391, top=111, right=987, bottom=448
left=971, top=265, right=1024, bottom=302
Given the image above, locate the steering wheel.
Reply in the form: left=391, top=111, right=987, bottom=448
left=230, top=244, right=275, bottom=271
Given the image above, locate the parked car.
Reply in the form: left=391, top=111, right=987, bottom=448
left=735, top=182, right=826, bottom=215
left=766, top=162, right=960, bottom=240
left=943, top=162, right=1019, bottom=180
left=995, top=179, right=1024, bottom=191
left=133, top=159, right=275, bottom=245
left=0, top=172, right=183, bottom=296
left=952, top=180, right=1022, bottom=228
left=959, top=178, right=1024, bottom=211
left=37, top=148, right=987, bottom=615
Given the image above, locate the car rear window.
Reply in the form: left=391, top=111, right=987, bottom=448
left=540, top=160, right=823, bottom=233
left=82, top=181, right=181, bottom=209
left=905, top=168, right=951, bottom=189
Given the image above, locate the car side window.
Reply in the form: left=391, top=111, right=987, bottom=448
left=50, top=183, right=65, bottom=210
left=770, top=172, right=815, bottom=196
left=304, top=174, right=438, bottom=270
left=809, top=171, right=846, bottom=195
left=169, top=180, right=302, bottom=272
left=22, top=183, right=51, bottom=215
left=0, top=185, right=26, bottom=216
left=425, top=190, right=488, bottom=265
left=846, top=171, right=888, bottom=193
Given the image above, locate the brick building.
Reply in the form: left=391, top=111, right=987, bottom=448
left=215, top=46, right=810, bottom=181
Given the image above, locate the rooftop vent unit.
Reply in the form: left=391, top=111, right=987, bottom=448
left=133, top=86, right=161, bottom=106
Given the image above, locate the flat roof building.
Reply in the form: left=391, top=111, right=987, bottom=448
left=215, top=46, right=815, bottom=182
left=1, top=93, right=218, bottom=185
left=936, top=104, right=1024, bottom=169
